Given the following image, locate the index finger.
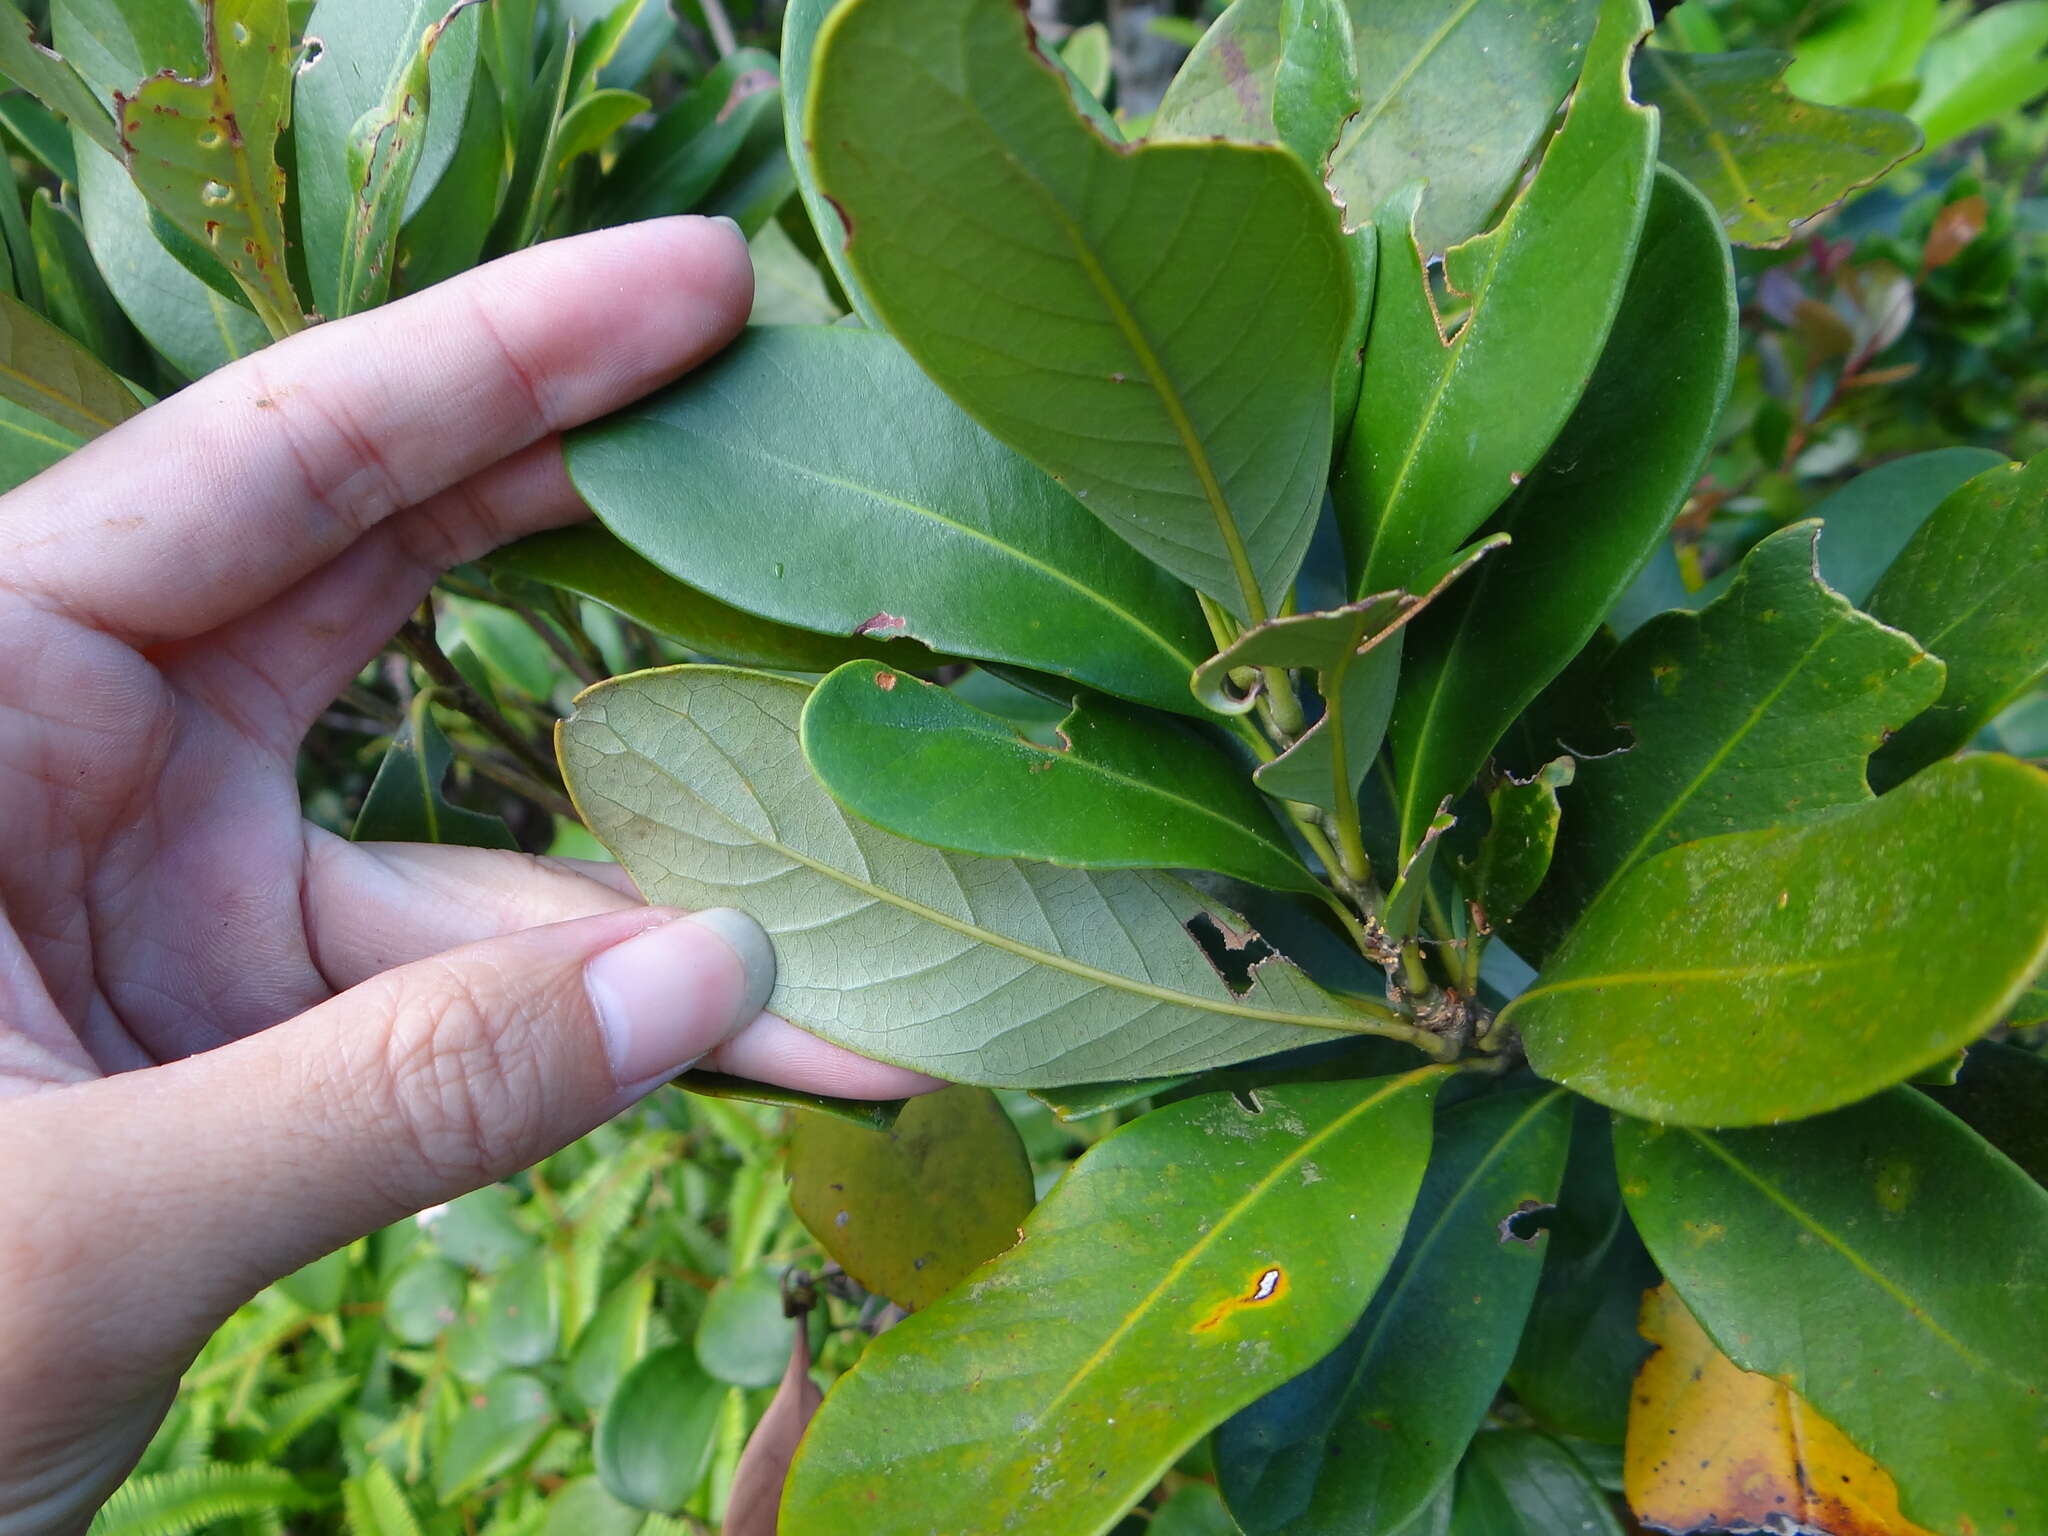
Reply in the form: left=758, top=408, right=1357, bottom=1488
left=0, top=216, right=751, bottom=644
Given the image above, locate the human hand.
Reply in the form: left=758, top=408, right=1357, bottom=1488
left=0, top=217, right=935, bottom=1531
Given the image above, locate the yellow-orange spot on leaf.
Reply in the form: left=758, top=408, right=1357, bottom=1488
left=875, top=671, right=897, bottom=692
left=1193, top=1266, right=1287, bottom=1332
left=1626, top=1283, right=1937, bottom=1536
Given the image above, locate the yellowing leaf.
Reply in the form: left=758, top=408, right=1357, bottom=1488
left=1626, top=1283, right=1937, bottom=1536
left=117, top=0, right=303, bottom=337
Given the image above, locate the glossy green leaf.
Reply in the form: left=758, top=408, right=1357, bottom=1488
left=1337, top=0, right=1656, bottom=597
left=486, top=528, right=892, bottom=675
left=297, top=0, right=484, bottom=316
left=783, top=1073, right=1446, bottom=1536
left=330, top=0, right=483, bottom=317
left=1617, top=1091, right=2048, bottom=1535
left=1455, top=758, right=1573, bottom=927
left=1524, top=521, right=1946, bottom=947
left=117, top=0, right=302, bottom=337
left=481, top=1248, right=558, bottom=1369
left=694, top=1267, right=787, bottom=1388
left=1780, top=0, right=1933, bottom=106
left=1329, top=0, right=1595, bottom=250
left=0, top=286, right=138, bottom=438
left=436, top=1371, right=553, bottom=1502
left=566, top=1267, right=653, bottom=1417
left=1510, top=755, right=2048, bottom=1126
left=1273, top=0, right=1358, bottom=175
left=809, top=0, right=1352, bottom=621
left=0, top=1, right=118, bottom=156
left=1505, top=1100, right=1655, bottom=1444
left=1449, top=1432, right=1624, bottom=1535
left=1910, top=1, right=2048, bottom=155
left=1867, top=455, right=2048, bottom=786
left=565, top=326, right=1213, bottom=716
left=1632, top=48, right=1919, bottom=246
left=1193, top=537, right=1505, bottom=819
left=779, top=0, right=873, bottom=323
left=802, top=661, right=1317, bottom=895
left=1217, top=1088, right=1570, bottom=1536
left=1800, top=447, right=2011, bottom=606
left=787, top=1084, right=1035, bottom=1311
left=561, top=668, right=1444, bottom=1085
left=351, top=693, right=517, bottom=850
left=593, top=48, right=777, bottom=226
left=1919, top=1042, right=2048, bottom=1187
left=55, top=0, right=269, bottom=377
left=596, top=1344, right=724, bottom=1514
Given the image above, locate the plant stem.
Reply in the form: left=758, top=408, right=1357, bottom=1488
left=396, top=606, right=561, bottom=787
left=699, top=0, right=739, bottom=57
left=448, top=738, right=579, bottom=821
left=506, top=595, right=602, bottom=686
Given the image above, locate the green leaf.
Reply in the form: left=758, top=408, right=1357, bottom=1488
left=1505, top=1100, right=1656, bottom=1444
left=481, top=1248, right=559, bottom=1369
left=1, top=91, right=82, bottom=184
left=1060, top=20, right=1113, bottom=102
left=0, top=286, right=139, bottom=438
left=1800, top=447, right=2010, bottom=606
left=0, top=394, right=79, bottom=491
left=745, top=215, right=841, bottom=326
left=809, top=0, right=1352, bottom=622
left=422, top=1183, right=535, bottom=1272
left=331, top=0, right=484, bottom=317
left=1328, top=0, right=1597, bottom=252
left=1152, top=1485, right=1241, bottom=1536
left=674, top=1070, right=905, bottom=1131
left=1866, top=455, right=2048, bottom=786
left=30, top=190, right=148, bottom=380
left=1780, top=0, right=1933, bottom=106
left=551, top=84, right=646, bottom=169
left=694, top=1267, right=787, bottom=1388
left=392, top=53, right=500, bottom=291
left=801, top=661, right=1318, bottom=896
left=1909, top=1, right=2048, bottom=155
left=1336, top=0, right=1657, bottom=597
left=1455, top=758, right=1573, bottom=927
left=340, top=1462, right=425, bottom=1536
left=1216, top=1088, right=1570, bottom=1535
left=274, top=1244, right=350, bottom=1314
left=562, top=667, right=1448, bottom=1086
left=1273, top=0, right=1358, bottom=175
left=88, top=1464, right=310, bottom=1536
left=595, top=1344, right=724, bottom=1514
left=779, top=0, right=873, bottom=323
left=116, top=0, right=302, bottom=337
left=538, top=1478, right=647, bottom=1536
left=566, top=1267, right=653, bottom=1417
left=0, top=0, right=119, bottom=156
left=564, top=326, right=1214, bottom=716
left=782, top=1074, right=1447, bottom=1536
left=484, top=18, right=571, bottom=255
left=435, top=1371, right=554, bottom=1502
left=1616, top=1090, right=2048, bottom=1534
left=787, top=1084, right=1035, bottom=1311
left=1510, top=755, right=2048, bottom=1126
left=487, top=526, right=898, bottom=674
left=351, top=693, right=517, bottom=850
left=1631, top=48, right=1920, bottom=247
left=1919, top=1041, right=2048, bottom=1188
left=1449, top=1432, right=1624, bottom=1535
left=1522, top=521, right=1946, bottom=949
left=1192, top=537, right=1507, bottom=819
left=296, top=0, right=485, bottom=316
left=383, top=1257, right=466, bottom=1345
left=1150, top=0, right=1285, bottom=143
left=593, top=49, right=777, bottom=226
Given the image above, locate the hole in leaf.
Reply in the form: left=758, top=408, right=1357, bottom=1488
left=1185, top=913, right=1275, bottom=997
left=1498, top=1200, right=1557, bottom=1245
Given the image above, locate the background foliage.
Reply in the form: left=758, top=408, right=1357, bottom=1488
left=3, top=0, right=2044, bottom=1531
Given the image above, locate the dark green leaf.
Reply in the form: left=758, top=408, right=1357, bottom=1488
left=1385, top=167, right=1737, bottom=863
left=595, top=1344, right=723, bottom=1514
left=351, top=693, right=517, bottom=850
left=1801, top=447, right=2010, bottom=606
left=562, top=668, right=1449, bottom=1087
left=787, top=1085, right=1035, bottom=1312
left=1505, top=1100, right=1655, bottom=1445
left=782, top=1073, right=1447, bottom=1536
left=565, top=1267, right=653, bottom=1417
left=1272, top=0, right=1357, bottom=175
left=1216, top=1088, right=1570, bottom=1535
left=674, top=1070, right=904, bottom=1131
left=0, top=285, right=139, bottom=438
left=779, top=0, right=873, bottom=323
left=565, top=326, right=1214, bottom=716
left=1919, top=1041, right=2048, bottom=1187
left=30, top=190, right=146, bottom=380
left=481, top=1248, right=559, bottom=1369
left=1867, top=455, right=2048, bottom=786
left=0, top=393, right=79, bottom=491
left=1449, top=1432, right=1623, bottom=1535
left=1522, top=521, right=1946, bottom=950
left=0, top=1, right=118, bottom=156
left=392, top=56, right=501, bottom=291
left=802, top=661, right=1317, bottom=895
left=1510, top=755, right=2048, bottom=1125
left=1336, top=0, right=1656, bottom=596
left=1617, top=1091, right=2048, bottom=1534
left=1632, top=48, right=1920, bottom=246
left=810, top=0, right=1352, bottom=620
left=435, top=1371, right=553, bottom=1502
left=694, top=1267, right=787, bottom=1388
left=593, top=49, right=777, bottom=226
left=1455, top=759, right=1573, bottom=927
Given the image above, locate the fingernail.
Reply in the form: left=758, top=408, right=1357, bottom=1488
left=585, top=908, right=776, bottom=1091
left=708, top=214, right=744, bottom=240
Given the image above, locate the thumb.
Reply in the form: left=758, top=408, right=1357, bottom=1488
left=8, top=905, right=773, bottom=1353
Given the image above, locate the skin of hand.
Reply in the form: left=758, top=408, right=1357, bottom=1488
left=0, top=216, right=938, bottom=1532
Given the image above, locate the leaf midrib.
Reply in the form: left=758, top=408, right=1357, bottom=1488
left=1641, top=48, right=1761, bottom=217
